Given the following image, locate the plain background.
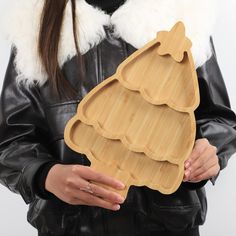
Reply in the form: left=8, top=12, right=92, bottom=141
left=0, top=0, right=236, bottom=235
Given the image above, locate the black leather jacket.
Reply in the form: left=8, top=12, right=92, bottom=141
left=0, top=26, right=236, bottom=235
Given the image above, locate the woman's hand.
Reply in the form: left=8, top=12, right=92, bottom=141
left=45, top=164, right=125, bottom=211
left=183, top=138, right=220, bottom=182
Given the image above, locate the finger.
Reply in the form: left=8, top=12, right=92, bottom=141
left=72, top=189, right=121, bottom=211
left=189, top=155, right=217, bottom=180
left=184, top=146, right=217, bottom=182
left=86, top=182, right=125, bottom=204
left=70, top=180, right=125, bottom=204
left=188, top=146, right=217, bottom=178
left=66, top=196, right=111, bottom=208
left=183, top=169, right=191, bottom=182
left=65, top=175, right=125, bottom=204
left=184, top=160, right=191, bottom=169
left=188, top=147, right=213, bottom=172
left=65, top=173, right=92, bottom=190
left=187, top=139, right=209, bottom=163
left=184, top=149, right=209, bottom=182
left=190, top=164, right=220, bottom=182
left=68, top=198, right=93, bottom=206
left=72, top=166, right=125, bottom=190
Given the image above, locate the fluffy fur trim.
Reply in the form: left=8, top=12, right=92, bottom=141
left=111, top=0, right=218, bottom=68
left=0, top=0, right=110, bottom=85
left=0, top=0, right=218, bottom=85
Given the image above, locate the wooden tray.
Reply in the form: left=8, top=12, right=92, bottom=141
left=64, top=120, right=183, bottom=197
left=64, top=22, right=200, bottom=196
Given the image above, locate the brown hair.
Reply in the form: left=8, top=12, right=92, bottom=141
left=38, top=0, right=84, bottom=99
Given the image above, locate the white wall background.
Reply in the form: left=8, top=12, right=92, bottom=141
left=0, top=1, right=235, bottom=235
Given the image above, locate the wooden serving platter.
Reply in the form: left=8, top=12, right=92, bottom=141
left=64, top=22, right=200, bottom=196
left=64, top=120, right=183, bottom=197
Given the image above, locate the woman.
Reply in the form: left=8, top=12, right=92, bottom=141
left=0, top=0, right=236, bottom=235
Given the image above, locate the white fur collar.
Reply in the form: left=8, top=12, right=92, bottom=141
left=0, top=0, right=218, bottom=85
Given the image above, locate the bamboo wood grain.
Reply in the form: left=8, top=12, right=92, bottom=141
left=77, top=76, right=195, bottom=164
left=64, top=120, right=183, bottom=197
left=116, top=22, right=199, bottom=112
left=64, top=22, right=200, bottom=196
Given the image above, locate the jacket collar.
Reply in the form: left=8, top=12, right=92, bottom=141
left=1, top=0, right=218, bottom=85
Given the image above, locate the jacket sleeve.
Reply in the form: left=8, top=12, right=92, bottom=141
left=0, top=49, right=57, bottom=204
left=194, top=38, right=236, bottom=183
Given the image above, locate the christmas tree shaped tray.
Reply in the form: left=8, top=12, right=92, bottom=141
left=64, top=22, right=200, bottom=196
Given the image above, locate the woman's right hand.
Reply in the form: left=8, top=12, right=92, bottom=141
left=45, top=164, right=126, bottom=211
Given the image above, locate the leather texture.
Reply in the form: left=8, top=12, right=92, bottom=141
left=0, top=25, right=236, bottom=235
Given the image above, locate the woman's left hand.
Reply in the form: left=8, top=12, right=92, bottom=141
left=183, top=138, right=220, bottom=182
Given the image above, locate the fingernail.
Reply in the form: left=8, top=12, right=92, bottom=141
left=185, top=162, right=190, bottom=168
left=117, top=195, right=125, bottom=203
left=185, top=171, right=190, bottom=176
left=116, top=182, right=125, bottom=189
left=113, top=205, right=120, bottom=211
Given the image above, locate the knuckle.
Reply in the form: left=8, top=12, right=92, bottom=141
left=65, top=177, right=74, bottom=186
left=72, top=164, right=85, bottom=174
left=195, top=139, right=202, bottom=145
left=72, top=165, right=79, bottom=173
left=64, top=186, right=71, bottom=194
left=202, top=138, right=209, bottom=144
left=212, top=145, right=217, bottom=153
